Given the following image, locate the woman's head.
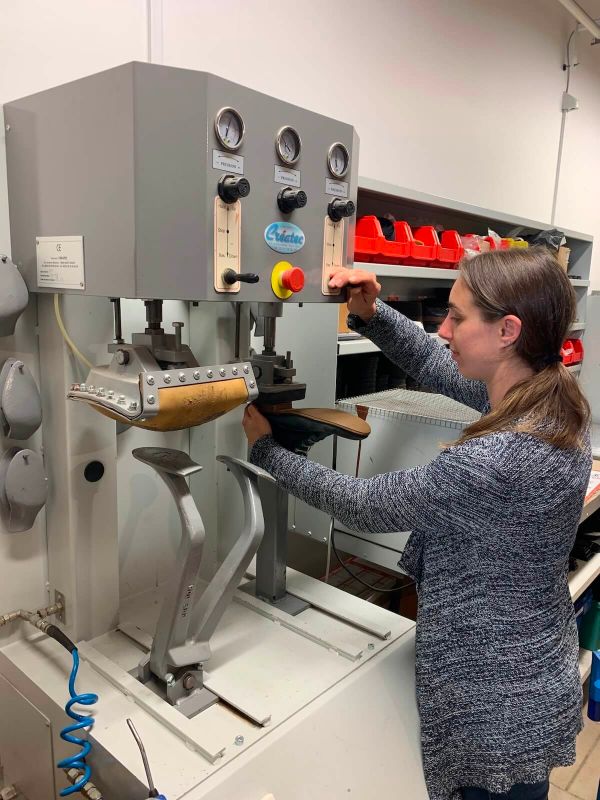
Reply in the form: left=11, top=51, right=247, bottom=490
left=441, top=247, right=590, bottom=449
left=438, top=247, right=575, bottom=381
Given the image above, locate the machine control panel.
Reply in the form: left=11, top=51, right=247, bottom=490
left=4, top=63, right=358, bottom=303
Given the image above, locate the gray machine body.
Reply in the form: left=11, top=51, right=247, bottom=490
left=4, top=62, right=358, bottom=303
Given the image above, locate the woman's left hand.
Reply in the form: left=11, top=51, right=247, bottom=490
left=243, top=404, right=272, bottom=446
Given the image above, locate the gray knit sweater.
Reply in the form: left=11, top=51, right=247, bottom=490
left=250, top=299, right=591, bottom=800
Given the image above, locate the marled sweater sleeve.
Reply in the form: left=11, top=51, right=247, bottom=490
left=250, top=434, right=500, bottom=534
left=348, top=298, right=489, bottom=412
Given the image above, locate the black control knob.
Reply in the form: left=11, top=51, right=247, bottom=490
left=223, top=269, right=259, bottom=286
left=277, top=187, right=308, bottom=214
left=327, top=198, right=356, bottom=222
left=218, top=174, right=251, bottom=204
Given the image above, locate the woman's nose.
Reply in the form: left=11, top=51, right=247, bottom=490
left=438, top=315, right=452, bottom=342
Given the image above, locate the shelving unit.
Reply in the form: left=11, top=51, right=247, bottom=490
left=579, top=649, right=593, bottom=683
left=353, top=177, right=593, bottom=350
left=569, top=552, right=600, bottom=602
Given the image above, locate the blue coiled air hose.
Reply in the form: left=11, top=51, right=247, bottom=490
left=57, top=648, right=98, bottom=796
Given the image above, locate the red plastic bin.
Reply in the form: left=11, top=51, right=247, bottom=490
left=353, top=216, right=412, bottom=264
left=560, top=340, right=575, bottom=365
left=406, top=226, right=439, bottom=266
left=379, top=221, right=411, bottom=263
left=432, top=230, right=465, bottom=268
left=571, top=339, right=584, bottom=364
left=354, top=216, right=382, bottom=262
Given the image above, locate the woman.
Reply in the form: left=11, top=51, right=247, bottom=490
left=243, top=247, right=592, bottom=800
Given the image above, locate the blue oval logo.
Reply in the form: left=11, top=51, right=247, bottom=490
left=264, top=222, right=306, bottom=254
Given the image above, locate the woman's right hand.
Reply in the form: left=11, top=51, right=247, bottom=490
left=328, top=268, right=381, bottom=322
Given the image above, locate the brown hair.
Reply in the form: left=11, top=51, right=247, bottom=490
left=454, top=247, right=590, bottom=450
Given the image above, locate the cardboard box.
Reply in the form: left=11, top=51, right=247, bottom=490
left=338, top=303, right=351, bottom=334
left=557, top=246, right=571, bottom=272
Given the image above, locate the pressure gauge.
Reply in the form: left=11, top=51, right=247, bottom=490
left=276, top=126, right=302, bottom=165
left=215, top=107, right=245, bottom=151
left=327, top=142, right=350, bottom=178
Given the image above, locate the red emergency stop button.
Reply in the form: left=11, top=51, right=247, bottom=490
left=281, top=267, right=305, bottom=294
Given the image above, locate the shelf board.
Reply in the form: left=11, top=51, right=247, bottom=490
left=579, top=648, right=593, bottom=683
left=338, top=332, right=445, bottom=355
left=337, top=338, right=380, bottom=355
left=569, top=552, right=600, bottom=602
left=358, top=176, right=594, bottom=243
left=570, top=279, right=590, bottom=287
left=370, top=264, right=459, bottom=281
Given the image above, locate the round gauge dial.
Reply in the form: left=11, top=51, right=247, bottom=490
left=215, top=107, right=245, bottom=151
left=327, top=142, right=350, bottom=178
left=276, top=126, right=302, bottom=165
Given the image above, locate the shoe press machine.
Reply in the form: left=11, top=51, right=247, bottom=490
left=0, top=63, right=426, bottom=799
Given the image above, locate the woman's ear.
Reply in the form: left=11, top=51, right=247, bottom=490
left=500, top=314, right=522, bottom=348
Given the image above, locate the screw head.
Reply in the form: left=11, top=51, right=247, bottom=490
left=5, top=124, right=11, bottom=132
left=234, top=735, right=244, bottom=746
left=147, top=376, right=155, bottom=386
left=163, top=374, right=172, bottom=384
left=249, top=381, right=255, bottom=389
left=118, top=394, right=126, bottom=404
left=243, top=365, right=250, bottom=374
left=179, top=372, right=186, bottom=382
left=165, top=673, right=175, bottom=686
left=182, top=673, right=197, bottom=691
left=128, top=401, right=138, bottom=411
left=219, top=368, right=226, bottom=377
left=232, top=367, right=238, bottom=375
left=368, top=643, right=375, bottom=650
left=193, top=370, right=201, bottom=380
left=206, top=370, right=213, bottom=378
left=147, top=395, right=155, bottom=405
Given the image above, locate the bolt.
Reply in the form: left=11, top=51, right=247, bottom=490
left=147, top=395, right=155, bottom=405
left=163, top=374, right=172, bottom=384
left=232, top=367, right=238, bottom=375
left=249, top=381, right=255, bottom=389
left=182, top=673, right=196, bottom=691
left=219, top=368, right=226, bottom=377
left=115, top=349, right=129, bottom=365
left=107, top=390, right=114, bottom=398
left=193, top=370, right=200, bottom=380
left=243, top=366, right=249, bottom=374
left=128, top=401, right=138, bottom=411
left=80, top=383, right=87, bottom=391
left=234, top=735, right=244, bottom=746
left=146, top=376, right=155, bottom=386
left=88, top=385, right=95, bottom=393
left=179, top=372, right=186, bottom=382
left=118, top=395, right=126, bottom=404
left=368, top=643, right=375, bottom=651
left=165, top=673, right=175, bottom=686
left=207, top=369, right=213, bottom=378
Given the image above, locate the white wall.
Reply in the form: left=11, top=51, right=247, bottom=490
left=1, top=0, right=600, bottom=636
left=162, top=0, right=600, bottom=284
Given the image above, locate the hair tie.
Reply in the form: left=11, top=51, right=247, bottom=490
left=539, top=353, right=563, bottom=368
